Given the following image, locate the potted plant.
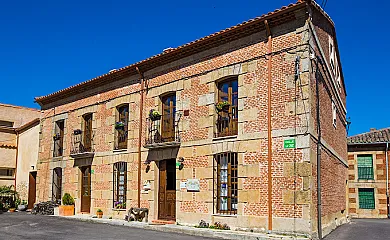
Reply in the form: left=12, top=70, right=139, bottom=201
left=73, top=129, right=82, bottom=135
left=115, top=121, right=125, bottom=130
left=216, top=101, right=230, bottom=112
left=149, top=109, right=161, bottom=121
left=17, top=200, right=28, bottom=211
left=59, top=193, right=75, bottom=216
left=96, top=208, right=103, bottom=218
left=53, top=133, right=61, bottom=140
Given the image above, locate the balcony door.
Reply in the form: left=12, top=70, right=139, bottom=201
left=83, top=113, right=93, bottom=152
left=161, top=94, right=176, bottom=142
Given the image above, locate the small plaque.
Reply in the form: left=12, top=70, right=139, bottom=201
left=180, top=181, right=187, bottom=189
left=186, top=179, right=200, bottom=192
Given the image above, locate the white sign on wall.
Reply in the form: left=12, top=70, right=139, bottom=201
left=186, top=179, right=200, bottom=192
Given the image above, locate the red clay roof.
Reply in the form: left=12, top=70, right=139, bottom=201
left=35, top=0, right=332, bottom=105
left=348, top=128, right=390, bottom=144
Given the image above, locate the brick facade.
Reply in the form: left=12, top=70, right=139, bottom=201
left=35, top=1, right=347, bottom=238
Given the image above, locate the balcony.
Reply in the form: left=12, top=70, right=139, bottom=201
left=214, top=106, right=238, bottom=138
left=144, top=113, right=181, bottom=149
left=70, top=130, right=95, bottom=158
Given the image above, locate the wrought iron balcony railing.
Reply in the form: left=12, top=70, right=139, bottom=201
left=144, top=112, right=181, bottom=149
left=70, top=130, right=95, bottom=158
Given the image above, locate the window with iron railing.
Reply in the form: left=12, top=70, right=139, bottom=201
left=358, top=188, right=375, bottom=209
left=115, top=104, right=129, bottom=150
left=113, top=162, right=127, bottom=209
left=71, top=113, right=94, bottom=155
left=213, top=152, right=238, bottom=215
left=53, top=120, right=65, bottom=157
left=215, top=77, right=238, bottom=138
left=357, top=154, right=374, bottom=180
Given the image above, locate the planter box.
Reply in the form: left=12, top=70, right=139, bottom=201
left=59, top=205, right=75, bottom=216
left=97, top=212, right=103, bottom=218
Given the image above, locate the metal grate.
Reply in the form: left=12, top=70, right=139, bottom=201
left=359, top=188, right=375, bottom=209
left=113, top=162, right=127, bottom=209
left=213, top=152, right=238, bottom=215
left=145, top=113, right=181, bottom=145
left=357, top=155, right=374, bottom=180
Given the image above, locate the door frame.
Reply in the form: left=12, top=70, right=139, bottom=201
left=28, top=171, right=37, bottom=209
left=158, top=159, right=176, bottom=220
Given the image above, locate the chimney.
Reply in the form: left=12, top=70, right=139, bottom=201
left=370, top=128, right=376, bottom=132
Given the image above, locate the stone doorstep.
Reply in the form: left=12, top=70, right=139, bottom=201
left=56, top=215, right=310, bottom=240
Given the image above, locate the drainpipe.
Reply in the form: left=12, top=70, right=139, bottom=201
left=136, top=66, right=145, bottom=208
left=386, top=142, right=389, bottom=218
left=265, top=19, right=273, bottom=231
left=14, top=131, right=19, bottom=190
left=315, top=58, right=322, bottom=240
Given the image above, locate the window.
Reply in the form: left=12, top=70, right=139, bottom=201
left=0, top=120, right=13, bottom=127
left=115, top=104, right=129, bottom=150
left=113, top=162, right=127, bottom=209
left=53, top=120, right=65, bottom=157
left=332, top=101, right=337, bottom=128
left=161, top=94, right=176, bottom=142
left=52, top=167, right=62, bottom=203
left=83, top=113, right=93, bottom=152
left=359, top=188, right=375, bottom=209
left=329, top=36, right=335, bottom=73
left=0, top=168, right=14, bottom=177
left=357, top=154, right=374, bottom=180
left=214, top=152, right=238, bottom=214
left=216, top=77, right=238, bottom=137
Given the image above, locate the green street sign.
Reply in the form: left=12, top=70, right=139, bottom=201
left=176, top=162, right=181, bottom=167
left=284, top=139, right=296, bottom=149
left=91, top=169, right=94, bottom=174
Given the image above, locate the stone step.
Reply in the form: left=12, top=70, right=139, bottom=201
left=151, top=220, right=176, bottom=225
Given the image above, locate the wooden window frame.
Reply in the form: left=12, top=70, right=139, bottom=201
left=53, top=120, right=65, bottom=157
left=161, top=93, right=176, bottom=143
left=115, top=104, right=129, bottom=150
left=52, top=167, right=62, bottom=203
left=0, top=168, right=15, bottom=177
left=213, top=152, right=238, bottom=215
left=113, top=162, right=127, bottom=209
left=215, top=77, right=238, bottom=138
left=83, top=113, right=93, bottom=152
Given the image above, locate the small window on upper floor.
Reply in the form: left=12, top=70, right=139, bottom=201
left=332, top=100, right=337, bottom=128
left=115, top=104, right=129, bottom=150
left=215, top=77, right=238, bottom=138
left=53, top=120, right=65, bottom=157
left=0, top=120, right=14, bottom=128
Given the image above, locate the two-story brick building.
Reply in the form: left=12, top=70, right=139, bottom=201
left=34, top=1, right=347, bottom=238
left=347, top=128, right=390, bottom=218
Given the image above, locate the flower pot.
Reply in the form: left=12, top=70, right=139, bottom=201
left=8, top=208, right=15, bottom=213
left=17, top=205, right=27, bottom=211
left=150, top=115, right=161, bottom=121
left=97, top=211, right=103, bottom=218
left=59, top=205, right=75, bottom=216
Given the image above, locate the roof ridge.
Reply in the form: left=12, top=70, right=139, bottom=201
left=0, top=102, right=40, bottom=112
left=348, top=127, right=390, bottom=139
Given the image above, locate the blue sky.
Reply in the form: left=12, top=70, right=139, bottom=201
left=0, top=0, right=387, bottom=136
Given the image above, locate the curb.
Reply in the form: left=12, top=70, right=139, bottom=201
left=56, top=215, right=309, bottom=240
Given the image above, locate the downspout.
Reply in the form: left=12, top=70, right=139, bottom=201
left=386, top=142, right=389, bottom=218
left=136, top=66, right=145, bottom=208
left=265, top=19, right=273, bottom=231
left=315, top=58, right=322, bottom=239
left=14, top=131, right=19, bottom=190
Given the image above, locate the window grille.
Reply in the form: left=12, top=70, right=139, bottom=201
left=115, top=105, right=129, bottom=150
left=359, top=188, right=375, bottom=209
left=357, top=155, right=374, bottom=180
left=113, top=162, right=127, bottom=209
left=213, top=152, right=238, bottom=215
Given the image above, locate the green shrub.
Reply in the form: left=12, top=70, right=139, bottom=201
left=97, top=209, right=103, bottom=213
left=62, top=193, right=75, bottom=205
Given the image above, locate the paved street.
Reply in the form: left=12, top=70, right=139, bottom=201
left=325, top=218, right=390, bottom=240
left=0, top=212, right=216, bottom=240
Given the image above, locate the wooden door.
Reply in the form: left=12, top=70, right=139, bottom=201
left=161, top=94, right=176, bottom=142
left=28, top=171, right=37, bottom=209
left=158, top=160, right=176, bottom=220
left=52, top=167, right=62, bottom=203
left=81, top=166, right=91, bottom=213
left=83, top=113, right=93, bottom=152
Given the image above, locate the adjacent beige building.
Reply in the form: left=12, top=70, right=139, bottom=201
left=0, top=103, right=41, bottom=208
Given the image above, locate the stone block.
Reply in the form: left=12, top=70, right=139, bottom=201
left=196, top=167, right=213, bottom=179
left=240, top=109, right=258, bottom=121
left=197, top=116, right=212, bottom=129
left=195, top=190, right=213, bottom=202
left=283, top=190, right=310, bottom=205
left=184, top=79, right=191, bottom=90
left=198, top=93, right=214, bottom=106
